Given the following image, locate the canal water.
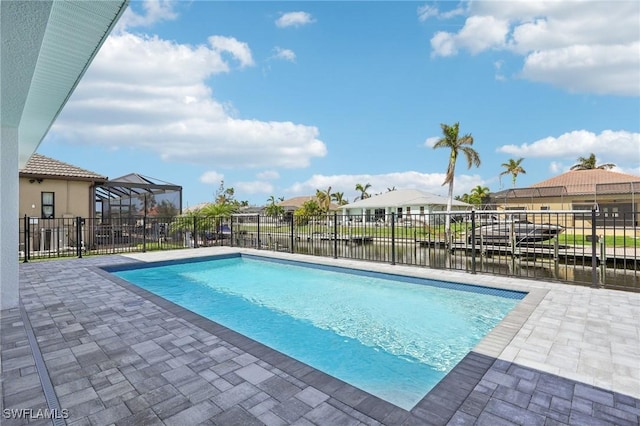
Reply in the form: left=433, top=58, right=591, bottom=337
left=242, top=235, right=639, bottom=291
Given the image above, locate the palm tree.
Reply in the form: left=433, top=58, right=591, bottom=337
left=500, top=158, right=526, bottom=188
left=455, top=193, right=471, bottom=204
left=387, top=186, right=397, bottom=192
left=265, top=195, right=284, bottom=217
left=331, top=192, right=348, bottom=206
left=432, top=122, right=481, bottom=239
left=355, top=183, right=371, bottom=200
left=570, top=153, right=615, bottom=170
left=469, top=185, right=490, bottom=207
left=315, top=186, right=332, bottom=213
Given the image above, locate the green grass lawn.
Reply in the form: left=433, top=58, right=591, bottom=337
left=233, top=222, right=469, bottom=240
left=558, top=234, right=639, bottom=248
left=135, top=241, right=185, bottom=251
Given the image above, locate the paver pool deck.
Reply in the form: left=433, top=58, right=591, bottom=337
left=1, top=247, right=639, bottom=425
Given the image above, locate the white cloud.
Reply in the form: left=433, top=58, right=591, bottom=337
left=286, top=171, right=485, bottom=201
left=209, top=36, right=254, bottom=68
left=200, top=171, right=224, bottom=184
left=51, top=32, right=327, bottom=170
left=497, top=130, right=640, bottom=169
left=235, top=181, right=274, bottom=195
left=429, top=1, right=640, bottom=96
left=257, top=170, right=280, bottom=180
left=273, top=47, right=296, bottom=62
left=417, top=3, right=466, bottom=21
left=548, top=161, right=564, bottom=174
left=276, top=11, right=314, bottom=28
left=430, top=32, right=458, bottom=57
left=456, top=15, right=509, bottom=54
left=417, top=4, right=439, bottom=22
left=423, top=136, right=440, bottom=148
left=521, top=42, right=640, bottom=96
left=117, top=0, right=178, bottom=30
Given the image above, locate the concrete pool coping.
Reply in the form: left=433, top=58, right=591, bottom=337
left=2, top=247, right=639, bottom=425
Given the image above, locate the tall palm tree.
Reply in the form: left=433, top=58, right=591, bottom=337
left=500, top=158, right=526, bottom=188
left=570, top=153, right=615, bottom=170
left=432, top=122, right=481, bottom=238
left=331, top=192, right=348, bottom=206
left=355, top=183, right=371, bottom=200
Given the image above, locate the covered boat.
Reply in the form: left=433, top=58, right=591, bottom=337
left=468, top=219, right=564, bottom=244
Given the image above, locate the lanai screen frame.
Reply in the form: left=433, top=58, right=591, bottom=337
left=94, top=174, right=182, bottom=223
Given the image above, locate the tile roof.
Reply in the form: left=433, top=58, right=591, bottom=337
left=19, top=153, right=107, bottom=181
left=530, top=170, right=640, bottom=195
left=278, top=196, right=340, bottom=211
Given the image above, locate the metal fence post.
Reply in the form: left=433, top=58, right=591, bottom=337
left=142, top=214, right=147, bottom=253
left=76, top=217, right=83, bottom=258
left=333, top=212, right=338, bottom=259
left=257, top=215, right=260, bottom=250
left=471, top=210, right=476, bottom=274
left=391, top=213, right=396, bottom=265
left=290, top=215, right=294, bottom=254
left=193, top=216, right=198, bottom=248
left=229, top=217, right=234, bottom=247
left=23, top=215, right=29, bottom=263
left=591, top=208, right=599, bottom=288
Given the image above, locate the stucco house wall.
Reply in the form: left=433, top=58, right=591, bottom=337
left=19, top=154, right=108, bottom=220
left=19, top=177, right=95, bottom=219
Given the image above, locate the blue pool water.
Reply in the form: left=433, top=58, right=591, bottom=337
left=112, top=255, right=524, bottom=410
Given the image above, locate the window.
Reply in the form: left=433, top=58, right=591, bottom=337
left=572, top=202, right=599, bottom=220
left=41, top=192, right=55, bottom=218
left=397, top=207, right=403, bottom=219
left=540, top=206, right=549, bottom=211
left=420, top=206, right=425, bottom=215
left=374, top=208, right=385, bottom=221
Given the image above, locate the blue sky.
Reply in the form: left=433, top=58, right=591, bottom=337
left=40, top=1, right=640, bottom=207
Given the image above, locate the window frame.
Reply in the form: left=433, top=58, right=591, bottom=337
left=41, top=192, right=55, bottom=219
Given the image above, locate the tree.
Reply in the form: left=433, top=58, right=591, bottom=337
left=432, top=122, right=481, bottom=239
left=155, top=200, right=179, bottom=218
left=355, top=183, right=371, bottom=200
left=500, top=158, right=526, bottom=188
left=315, top=186, right=333, bottom=213
left=570, top=153, right=615, bottom=170
left=265, top=196, right=285, bottom=217
left=215, top=181, right=237, bottom=205
left=200, top=202, right=237, bottom=218
left=387, top=186, right=396, bottom=192
left=294, top=199, right=323, bottom=225
left=331, top=192, right=348, bottom=206
left=455, top=194, right=471, bottom=204
left=469, top=185, right=490, bottom=207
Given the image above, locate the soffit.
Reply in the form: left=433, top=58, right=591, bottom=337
left=1, top=0, right=128, bottom=167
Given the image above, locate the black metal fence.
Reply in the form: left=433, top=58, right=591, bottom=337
left=18, top=210, right=639, bottom=291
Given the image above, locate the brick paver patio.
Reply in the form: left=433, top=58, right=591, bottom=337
left=1, top=248, right=639, bottom=425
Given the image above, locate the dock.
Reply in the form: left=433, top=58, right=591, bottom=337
left=415, top=239, right=638, bottom=268
left=307, top=233, right=373, bottom=244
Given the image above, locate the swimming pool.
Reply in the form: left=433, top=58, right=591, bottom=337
left=112, top=254, right=525, bottom=410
